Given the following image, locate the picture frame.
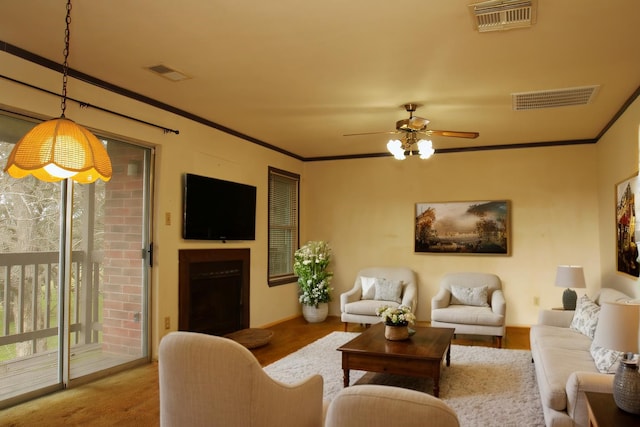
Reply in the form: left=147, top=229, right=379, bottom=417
left=615, top=174, right=639, bottom=277
left=415, top=200, right=510, bottom=255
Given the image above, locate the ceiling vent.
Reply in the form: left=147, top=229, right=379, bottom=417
left=146, top=64, right=191, bottom=82
left=469, top=0, right=537, bottom=32
left=512, top=85, right=600, bottom=111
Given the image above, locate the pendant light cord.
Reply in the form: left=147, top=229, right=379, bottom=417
left=60, top=0, right=72, bottom=118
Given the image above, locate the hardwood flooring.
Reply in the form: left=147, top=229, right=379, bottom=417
left=1, top=316, right=530, bottom=426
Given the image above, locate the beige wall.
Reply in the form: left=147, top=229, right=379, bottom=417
left=303, top=144, right=600, bottom=326
left=2, top=51, right=640, bottom=357
left=596, top=96, right=640, bottom=297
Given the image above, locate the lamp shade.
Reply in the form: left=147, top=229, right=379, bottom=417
left=593, top=302, right=640, bottom=353
left=554, top=265, right=586, bottom=289
left=4, top=117, right=112, bottom=184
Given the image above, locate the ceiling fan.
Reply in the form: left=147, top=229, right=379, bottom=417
left=344, top=103, right=480, bottom=139
left=343, top=103, right=479, bottom=160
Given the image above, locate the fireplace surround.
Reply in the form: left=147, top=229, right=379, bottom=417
left=178, top=248, right=250, bottom=336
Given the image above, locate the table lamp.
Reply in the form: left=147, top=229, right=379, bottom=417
left=554, top=265, right=586, bottom=310
left=592, top=301, right=640, bottom=414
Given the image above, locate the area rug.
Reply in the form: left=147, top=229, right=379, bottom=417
left=264, top=331, right=544, bottom=427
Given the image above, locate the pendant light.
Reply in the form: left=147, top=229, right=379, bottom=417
left=4, top=0, right=112, bottom=184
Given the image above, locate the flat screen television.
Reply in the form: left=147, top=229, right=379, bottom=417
left=183, top=173, right=257, bottom=241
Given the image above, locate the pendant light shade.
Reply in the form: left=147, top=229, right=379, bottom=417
left=3, top=0, right=112, bottom=184
left=4, top=117, right=112, bottom=183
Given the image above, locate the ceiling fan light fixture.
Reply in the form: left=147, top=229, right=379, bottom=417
left=387, top=139, right=406, bottom=160
left=417, top=139, right=435, bottom=159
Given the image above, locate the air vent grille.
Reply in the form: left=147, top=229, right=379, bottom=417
left=512, top=86, right=600, bottom=111
left=469, top=0, right=537, bottom=32
left=146, top=64, right=191, bottom=82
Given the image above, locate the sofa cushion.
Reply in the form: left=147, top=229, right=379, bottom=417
left=344, top=299, right=399, bottom=316
left=450, top=285, right=489, bottom=307
left=360, top=276, right=377, bottom=300
left=431, top=305, right=503, bottom=326
left=374, top=278, right=403, bottom=303
left=570, top=295, right=600, bottom=339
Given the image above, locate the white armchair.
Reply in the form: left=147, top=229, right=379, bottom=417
left=159, top=331, right=325, bottom=427
left=340, top=267, right=417, bottom=331
left=431, top=272, right=505, bottom=347
left=325, top=385, right=459, bottom=427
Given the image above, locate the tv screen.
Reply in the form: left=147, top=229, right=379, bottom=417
left=183, top=173, right=257, bottom=241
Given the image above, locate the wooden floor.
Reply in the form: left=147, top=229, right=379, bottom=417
left=1, top=315, right=531, bottom=426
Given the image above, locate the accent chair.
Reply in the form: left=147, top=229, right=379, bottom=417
left=158, top=331, right=324, bottom=427
left=340, top=267, right=418, bottom=331
left=431, top=272, right=505, bottom=347
left=325, top=384, right=460, bottom=427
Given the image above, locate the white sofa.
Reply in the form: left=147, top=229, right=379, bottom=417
left=529, top=288, right=633, bottom=427
left=340, top=267, right=417, bottom=331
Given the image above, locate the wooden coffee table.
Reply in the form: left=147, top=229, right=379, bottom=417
left=337, top=323, right=455, bottom=397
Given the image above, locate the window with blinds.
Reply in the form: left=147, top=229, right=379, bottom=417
left=268, top=167, right=299, bottom=286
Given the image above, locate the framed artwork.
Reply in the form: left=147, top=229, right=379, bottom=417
left=616, top=174, right=639, bottom=277
left=415, top=200, right=510, bottom=255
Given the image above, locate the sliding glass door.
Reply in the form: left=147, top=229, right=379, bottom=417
left=0, top=113, right=152, bottom=407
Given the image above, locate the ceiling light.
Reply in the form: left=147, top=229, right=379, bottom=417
left=387, top=134, right=435, bottom=160
left=4, top=0, right=112, bottom=184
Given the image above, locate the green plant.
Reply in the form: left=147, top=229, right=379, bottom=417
left=293, top=241, right=333, bottom=308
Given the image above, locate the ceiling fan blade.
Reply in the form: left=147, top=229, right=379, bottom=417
left=343, top=130, right=399, bottom=137
left=427, top=130, right=480, bottom=139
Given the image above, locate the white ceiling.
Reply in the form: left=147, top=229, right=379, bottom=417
left=1, top=0, right=640, bottom=159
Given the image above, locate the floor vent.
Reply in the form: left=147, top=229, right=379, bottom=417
left=512, top=86, right=600, bottom=111
left=146, top=64, right=191, bottom=82
left=469, top=0, right=537, bottom=32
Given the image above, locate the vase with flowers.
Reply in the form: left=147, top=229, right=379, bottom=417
left=294, top=241, right=333, bottom=323
left=376, top=305, right=416, bottom=340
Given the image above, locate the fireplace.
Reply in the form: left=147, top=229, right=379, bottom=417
left=178, top=249, right=250, bottom=335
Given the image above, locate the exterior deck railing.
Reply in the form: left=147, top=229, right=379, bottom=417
left=0, top=251, right=102, bottom=353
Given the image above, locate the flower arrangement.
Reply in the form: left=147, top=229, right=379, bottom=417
left=293, top=240, right=333, bottom=308
left=376, top=305, right=416, bottom=326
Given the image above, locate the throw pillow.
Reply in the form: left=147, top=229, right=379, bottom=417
left=360, top=276, right=377, bottom=300
left=570, top=294, right=600, bottom=339
left=374, top=278, right=403, bottom=303
left=590, top=341, right=624, bottom=374
left=450, top=285, right=489, bottom=307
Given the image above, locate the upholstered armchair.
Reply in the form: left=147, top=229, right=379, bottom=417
left=325, top=384, right=459, bottom=427
left=159, top=331, right=324, bottom=427
left=340, top=267, right=417, bottom=331
left=431, top=272, right=505, bottom=347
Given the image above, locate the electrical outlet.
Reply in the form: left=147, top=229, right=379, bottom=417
left=533, top=296, right=540, bottom=306
left=164, top=316, right=170, bottom=330
left=165, top=212, right=171, bottom=225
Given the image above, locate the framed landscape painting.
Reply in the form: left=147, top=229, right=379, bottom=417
left=616, top=174, right=639, bottom=277
left=415, top=200, right=510, bottom=255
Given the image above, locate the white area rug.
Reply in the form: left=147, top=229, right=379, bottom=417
left=264, top=331, right=544, bottom=427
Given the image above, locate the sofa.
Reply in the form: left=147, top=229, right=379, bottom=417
left=529, top=288, right=633, bottom=427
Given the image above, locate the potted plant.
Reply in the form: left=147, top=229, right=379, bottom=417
left=376, top=305, right=416, bottom=340
left=294, top=240, right=333, bottom=322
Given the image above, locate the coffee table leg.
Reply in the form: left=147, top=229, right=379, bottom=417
left=343, top=369, right=350, bottom=387
left=446, top=344, right=451, bottom=367
left=434, top=380, right=440, bottom=398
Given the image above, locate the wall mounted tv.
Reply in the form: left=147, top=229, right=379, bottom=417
left=183, top=173, right=257, bottom=241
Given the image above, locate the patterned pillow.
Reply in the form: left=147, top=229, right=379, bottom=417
left=590, top=341, right=624, bottom=374
left=570, top=294, right=600, bottom=338
left=374, top=278, right=403, bottom=303
left=360, top=276, right=376, bottom=300
left=450, top=285, right=489, bottom=307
